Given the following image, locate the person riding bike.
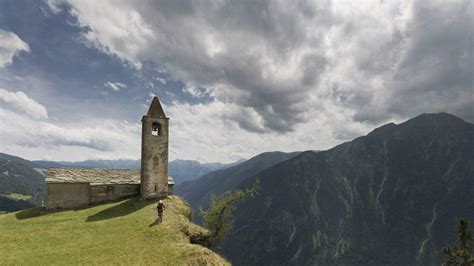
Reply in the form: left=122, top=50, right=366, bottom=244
left=156, top=200, right=165, bottom=223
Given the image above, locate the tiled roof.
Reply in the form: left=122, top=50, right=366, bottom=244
left=46, top=168, right=174, bottom=185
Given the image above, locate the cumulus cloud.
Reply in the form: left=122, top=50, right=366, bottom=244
left=163, top=99, right=372, bottom=163
left=0, top=88, right=48, bottom=119
left=57, top=0, right=473, bottom=136
left=0, top=29, right=30, bottom=67
left=104, top=81, right=127, bottom=91
left=0, top=88, right=141, bottom=161
left=66, top=1, right=155, bottom=69
left=0, top=104, right=141, bottom=160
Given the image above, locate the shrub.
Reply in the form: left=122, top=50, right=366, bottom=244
left=200, top=179, right=260, bottom=246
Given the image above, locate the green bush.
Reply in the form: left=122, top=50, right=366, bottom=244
left=200, top=179, right=260, bottom=246
left=439, top=218, right=474, bottom=266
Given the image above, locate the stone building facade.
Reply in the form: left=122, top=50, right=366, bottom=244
left=45, top=97, right=174, bottom=209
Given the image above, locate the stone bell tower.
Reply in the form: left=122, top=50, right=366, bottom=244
left=141, top=96, right=169, bottom=199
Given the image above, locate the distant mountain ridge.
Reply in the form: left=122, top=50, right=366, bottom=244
left=169, top=159, right=245, bottom=184
left=217, top=113, right=474, bottom=265
left=175, top=151, right=302, bottom=223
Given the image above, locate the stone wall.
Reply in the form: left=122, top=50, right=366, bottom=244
left=47, top=183, right=90, bottom=209
left=90, top=184, right=140, bottom=204
left=46, top=182, right=172, bottom=209
left=47, top=183, right=141, bottom=209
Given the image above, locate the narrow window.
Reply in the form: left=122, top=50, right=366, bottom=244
left=154, top=185, right=157, bottom=192
left=151, top=122, right=161, bottom=136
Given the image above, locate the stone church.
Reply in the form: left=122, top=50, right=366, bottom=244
left=45, top=97, right=174, bottom=209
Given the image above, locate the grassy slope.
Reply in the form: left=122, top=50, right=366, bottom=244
left=0, top=196, right=229, bottom=265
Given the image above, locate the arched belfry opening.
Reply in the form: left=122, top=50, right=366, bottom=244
left=152, top=122, right=161, bottom=136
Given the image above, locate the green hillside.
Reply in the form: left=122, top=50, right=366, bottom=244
left=0, top=153, right=46, bottom=211
left=0, top=196, right=229, bottom=265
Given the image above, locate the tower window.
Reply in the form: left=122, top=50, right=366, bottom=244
left=151, top=122, right=161, bottom=136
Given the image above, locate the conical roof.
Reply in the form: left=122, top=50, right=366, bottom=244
left=147, top=96, right=166, bottom=118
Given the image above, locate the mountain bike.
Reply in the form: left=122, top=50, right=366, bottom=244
left=157, top=210, right=163, bottom=223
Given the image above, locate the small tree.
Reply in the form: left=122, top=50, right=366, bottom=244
left=439, top=218, right=474, bottom=266
left=200, top=179, right=260, bottom=246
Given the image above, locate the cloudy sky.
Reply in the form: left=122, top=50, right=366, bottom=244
left=0, top=0, right=472, bottom=163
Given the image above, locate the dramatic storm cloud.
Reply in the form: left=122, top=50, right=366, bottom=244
left=61, top=0, right=473, bottom=131
left=0, top=0, right=472, bottom=162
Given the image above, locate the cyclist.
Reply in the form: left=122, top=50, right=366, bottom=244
left=156, top=200, right=165, bottom=223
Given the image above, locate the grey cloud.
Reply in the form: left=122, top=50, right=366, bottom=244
left=222, top=108, right=267, bottom=134
left=339, top=0, right=474, bottom=124
left=66, top=0, right=474, bottom=133
left=66, top=0, right=335, bottom=133
left=302, top=54, right=328, bottom=86
left=54, top=139, right=114, bottom=151
left=384, top=0, right=473, bottom=121
left=16, top=136, right=114, bottom=152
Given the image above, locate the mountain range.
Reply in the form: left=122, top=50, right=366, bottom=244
left=206, top=113, right=473, bottom=265
left=169, top=159, right=245, bottom=184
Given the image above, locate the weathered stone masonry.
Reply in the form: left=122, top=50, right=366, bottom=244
left=140, top=96, right=170, bottom=199
left=46, top=168, right=142, bottom=209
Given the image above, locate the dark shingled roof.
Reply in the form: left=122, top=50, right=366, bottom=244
left=46, top=168, right=174, bottom=185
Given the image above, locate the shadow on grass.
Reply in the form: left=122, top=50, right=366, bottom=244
left=15, top=207, right=45, bottom=220
left=15, top=206, right=84, bottom=220
left=86, top=197, right=151, bottom=222
left=14, top=197, right=154, bottom=221
left=149, top=218, right=162, bottom=227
